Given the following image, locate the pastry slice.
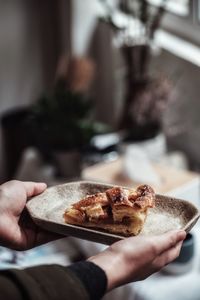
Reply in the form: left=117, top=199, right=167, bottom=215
left=63, top=184, right=155, bottom=236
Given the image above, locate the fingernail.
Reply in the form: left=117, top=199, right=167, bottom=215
left=39, top=182, right=47, bottom=187
left=176, top=230, right=186, bottom=240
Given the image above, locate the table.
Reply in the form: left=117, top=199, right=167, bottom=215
left=82, top=158, right=200, bottom=201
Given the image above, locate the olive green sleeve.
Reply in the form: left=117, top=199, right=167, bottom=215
left=0, top=265, right=90, bottom=300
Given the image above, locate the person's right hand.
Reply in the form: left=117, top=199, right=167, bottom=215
left=88, top=230, right=186, bottom=291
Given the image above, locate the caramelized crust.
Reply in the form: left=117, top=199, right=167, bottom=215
left=63, top=185, right=155, bottom=236
left=137, top=184, right=155, bottom=196
left=73, top=193, right=109, bottom=210
left=64, top=208, right=85, bottom=224
left=85, top=203, right=107, bottom=222
left=131, top=185, right=155, bottom=209
left=134, top=196, right=154, bottom=209
left=106, top=187, right=132, bottom=207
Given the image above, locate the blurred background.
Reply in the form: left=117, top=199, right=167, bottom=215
left=0, top=1, right=200, bottom=299
left=0, top=0, right=200, bottom=180
left=0, top=0, right=200, bottom=183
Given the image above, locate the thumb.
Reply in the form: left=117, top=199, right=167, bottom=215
left=22, top=182, right=47, bottom=198
left=152, top=230, right=186, bottom=255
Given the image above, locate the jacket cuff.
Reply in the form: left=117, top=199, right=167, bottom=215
left=67, top=261, right=107, bottom=300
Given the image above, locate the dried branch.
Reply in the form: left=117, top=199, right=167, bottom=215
left=150, top=0, right=168, bottom=39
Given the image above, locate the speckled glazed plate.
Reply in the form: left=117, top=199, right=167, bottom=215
left=26, top=181, right=200, bottom=245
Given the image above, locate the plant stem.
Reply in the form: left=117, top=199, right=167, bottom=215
left=150, top=0, right=168, bottom=39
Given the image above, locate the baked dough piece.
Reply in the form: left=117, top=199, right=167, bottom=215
left=63, top=185, right=155, bottom=236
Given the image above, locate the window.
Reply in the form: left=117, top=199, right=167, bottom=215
left=148, top=0, right=189, bottom=17
left=148, top=0, right=200, bottom=46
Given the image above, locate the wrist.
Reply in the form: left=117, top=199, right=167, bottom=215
left=88, top=248, right=125, bottom=292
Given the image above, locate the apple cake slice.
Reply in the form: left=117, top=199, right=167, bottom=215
left=63, top=184, right=155, bottom=236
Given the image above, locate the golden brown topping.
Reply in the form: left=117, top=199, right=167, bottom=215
left=127, top=185, right=155, bottom=209
left=85, top=205, right=110, bottom=223
left=64, top=208, right=85, bottom=223
left=128, top=190, right=139, bottom=202
left=85, top=203, right=106, bottom=222
left=106, top=187, right=132, bottom=206
left=64, top=184, right=155, bottom=230
left=134, top=196, right=154, bottom=209
left=136, top=185, right=155, bottom=197
left=73, top=193, right=108, bottom=210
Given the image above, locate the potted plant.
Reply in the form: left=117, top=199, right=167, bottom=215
left=27, top=56, right=107, bottom=178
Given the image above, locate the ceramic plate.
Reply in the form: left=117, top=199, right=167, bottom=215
left=26, top=181, right=200, bottom=245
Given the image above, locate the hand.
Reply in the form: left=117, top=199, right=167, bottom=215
left=88, top=230, right=186, bottom=291
left=0, top=180, right=60, bottom=250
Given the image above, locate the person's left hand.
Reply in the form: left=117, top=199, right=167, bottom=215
left=0, top=180, right=61, bottom=250
left=88, top=230, right=186, bottom=291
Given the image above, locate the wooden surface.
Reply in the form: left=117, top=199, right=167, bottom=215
left=82, top=158, right=199, bottom=194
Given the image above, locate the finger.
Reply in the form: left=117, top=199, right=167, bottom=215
left=22, top=182, right=47, bottom=198
left=19, top=211, right=64, bottom=250
left=153, top=240, right=183, bottom=270
left=151, top=230, right=186, bottom=255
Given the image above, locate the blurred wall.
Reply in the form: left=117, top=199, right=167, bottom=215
left=1, top=0, right=200, bottom=179
left=0, top=0, right=71, bottom=181
left=151, top=50, right=200, bottom=170
left=0, top=1, right=43, bottom=181
left=0, top=1, right=42, bottom=114
left=0, top=0, right=71, bottom=114
left=72, top=0, right=103, bottom=55
left=71, top=0, right=126, bottom=127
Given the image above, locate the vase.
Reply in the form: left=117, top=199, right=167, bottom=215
left=119, top=44, right=160, bottom=140
left=120, top=77, right=161, bottom=141
left=119, top=44, right=171, bottom=142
